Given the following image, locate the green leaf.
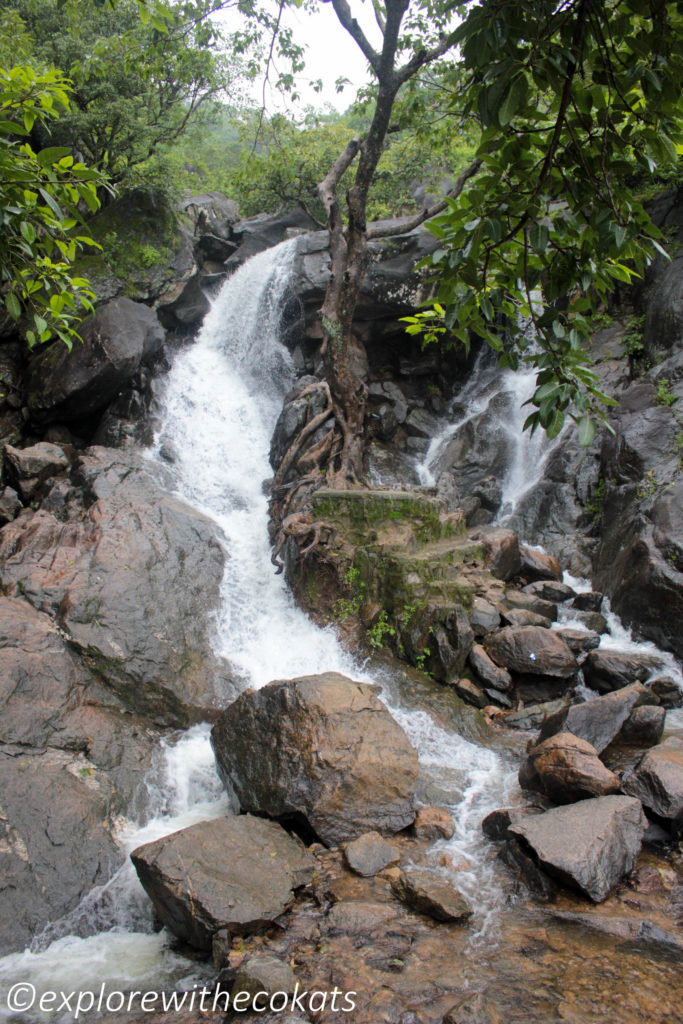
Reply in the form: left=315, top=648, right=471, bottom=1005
left=37, top=146, right=73, bottom=167
left=577, top=416, right=597, bottom=447
left=5, top=293, right=22, bottom=320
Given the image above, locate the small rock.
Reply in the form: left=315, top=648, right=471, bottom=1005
left=553, top=627, right=601, bottom=654
left=391, top=869, right=472, bottom=923
left=503, top=589, right=557, bottom=621
left=519, top=545, right=562, bottom=582
left=444, top=992, right=503, bottom=1024
left=508, top=795, right=646, bottom=902
left=620, top=705, right=666, bottom=746
left=342, top=831, right=399, bottom=877
left=569, top=609, right=608, bottom=634
left=523, top=580, right=576, bottom=603
left=0, top=486, right=21, bottom=525
left=4, top=441, right=70, bottom=482
left=325, top=901, right=399, bottom=935
left=452, top=677, right=488, bottom=709
left=468, top=597, right=501, bottom=637
left=647, top=676, right=682, bottom=708
left=233, top=954, right=297, bottom=999
left=572, top=591, right=604, bottom=612
left=496, top=698, right=570, bottom=731
left=485, top=687, right=513, bottom=708
left=414, top=806, right=456, bottom=841
left=468, top=643, right=513, bottom=692
left=519, top=733, right=621, bottom=803
left=500, top=608, right=552, bottom=629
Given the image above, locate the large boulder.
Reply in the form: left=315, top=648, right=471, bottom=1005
left=622, top=738, right=683, bottom=828
left=535, top=682, right=655, bottom=753
left=486, top=626, right=577, bottom=680
left=210, top=673, right=419, bottom=845
left=582, top=649, right=660, bottom=694
left=131, top=816, right=315, bottom=951
left=519, top=733, right=621, bottom=804
left=27, top=297, right=165, bottom=424
left=508, top=796, right=647, bottom=902
left=0, top=447, right=233, bottom=725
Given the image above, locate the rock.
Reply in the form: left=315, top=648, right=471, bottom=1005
left=27, top=297, right=165, bottom=424
left=468, top=644, right=512, bottom=692
left=444, top=993, right=503, bottom=1024
left=498, top=838, right=555, bottom=900
left=523, top=580, right=576, bottom=603
left=500, top=608, right=552, bottom=629
left=481, top=806, right=544, bottom=841
left=572, top=591, right=604, bottom=612
left=622, top=738, right=683, bottom=825
left=583, top=649, right=660, bottom=693
left=182, top=191, right=240, bottom=239
left=391, top=869, right=473, bottom=923
left=620, top=705, right=666, bottom=746
left=367, top=380, right=408, bottom=424
left=568, top=609, right=608, bottom=633
left=232, top=954, right=297, bottom=999
left=468, top=597, right=500, bottom=637
left=647, top=676, right=682, bottom=708
left=486, top=626, right=577, bottom=680
left=0, top=486, right=21, bottom=525
left=130, top=816, right=314, bottom=951
left=503, top=589, right=558, bottom=620
left=342, top=831, right=399, bottom=877
left=508, top=795, right=646, bottom=902
left=495, top=698, right=570, bottom=731
left=405, top=407, right=440, bottom=439
left=519, top=545, right=563, bottom=582
left=210, top=673, right=419, bottom=845
left=0, top=448, right=232, bottom=726
left=452, top=677, right=488, bottom=709
left=519, top=733, right=621, bottom=803
left=4, top=442, right=70, bottom=483
left=553, top=628, right=601, bottom=654
left=414, top=806, right=456, bottom=841
left=536, top=683, right=654, bottom=753
left=429, top=607, right=474, bottom=682
left=481, top=528, right=521, bottom=581
left=325, top=901, right=399, bottom=935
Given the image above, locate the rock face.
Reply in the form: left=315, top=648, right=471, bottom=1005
left=486, top=626, right=577, bottom=680
left=211, top=673, right=419, bottom=845
left=27, top=297, right=165, bottom=424
left=623, top=738, right=683, bottom=827
left=536, top=683, right=653, bottom=753
left=508, top=796, right=647, bottom=902
left=131, top=816, right=315, bottom=951
left=519, top=733, right=621, bottom=804
left=0, top=447, right=232, bottom=725
left=391, top=869, right=473, bottom=923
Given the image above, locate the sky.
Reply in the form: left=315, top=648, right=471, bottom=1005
left=217, top=1, right=377, bottom=114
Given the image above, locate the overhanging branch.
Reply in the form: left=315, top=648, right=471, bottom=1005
left=367, top=156, right=482, bottom=238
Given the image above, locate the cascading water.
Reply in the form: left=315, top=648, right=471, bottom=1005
left=0, top=240, right=521, bottom=1020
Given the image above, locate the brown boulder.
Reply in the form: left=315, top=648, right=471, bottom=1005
left=536, top=682, right=655, bottom=753
left=391, top=868, right=472, bottom=922
left=519, top=545, right=562, bottom=582
left=342, top=831, right=399, bottom=876
left=486, top=626, right=577, bottom=679
left=519, top=732, right=621, bottom=804
left=414, top=805, right=456, bottom=841
left=131, top=816, right=314, bottom=951
left=468, top=643, right=512, bottom=692
left=481, top=528, right=521, bottom=580
left=622, top=737, right=683, bottom=825
left=211, top=673, right=419, bottom=845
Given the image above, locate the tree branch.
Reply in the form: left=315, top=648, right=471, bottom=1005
left=326, top=0, right=381, bottom=74
left=367, top=156, right=482, bottom=238
left=396, top=32, right=456, bottom=85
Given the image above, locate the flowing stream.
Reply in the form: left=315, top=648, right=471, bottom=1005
left=0, top=241, right=524, bottom=1019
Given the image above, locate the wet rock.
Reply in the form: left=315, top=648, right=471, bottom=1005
left=498, top=838, right=555, bottom=900
left=503, top=589, right=558, bottom=620
left=0, top=448, right=232, bottom=725
left=325, top=901, right=399, bottom=935
left=486, top=626, right=577, bottom=680
left=583, top=649, right=659, bottom=693
left=647, top=676, right=682, bottom=708
left=391, top=868, right=472, bottom=923
left=500, top=608, right=552, bottom=629
left=468, top=644, right=512, bottom=692
left=232, top=954, right=297, bottom=999
left=519, top=733, right=621, bottom=803
left=553, top=628, right=601, bottom=654
left=342, top=832, right=399, bottom=877
left=572, top=591, right=604, bottom=612
left=481, top=528, right=521, bottom=581
left=211, top=673, right=419, bottom=845
left=519, top=546, right=562, bottom=582
left=622, top=737, right=683, bottom=826
left=444, top=992, right=503, bottom=1024
left=130, top=815, right=314, bottom=951
left=4, top=441, right=69, bottom=484
left=452, top=678, right=488, bottom=709
left=495, top=698, right=570, bottom=731
left=405, top=407, right=440, bottom=439
left=481, top=806, right=544, bottom=842
left=27, top=298, right=165, bottom=424
left=536, top=683, right=654, bottom=753
left=568, top=609, right=608, bottom=634
left=468, top=597, right=500, bottom=637
left=414, top=806, right=456, bottom=841
left=523, top=580, right=576, bottom=603
left=620, top=705, right=666, bottom=746
left=0, top=485, right=21, bottom=524
left=367, top=380, right=408, bottom=424
left=429, top=607, right=474, bottom=682
left=508, top=795, right=646, bottom=902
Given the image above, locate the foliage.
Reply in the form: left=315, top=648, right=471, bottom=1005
left=0, top=65, right=106, bottom=348
left=407, top=0, right=683, bottom=444
left=655, top=377, right=677, bottom=407
left=622, top=313, right=646, bottom=359
left=367, top=609, right=396, bottom=648
left=637, top=468, right=659, bottom=499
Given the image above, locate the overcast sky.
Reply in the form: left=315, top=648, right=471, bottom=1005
left=217, top=2, right=377, bottom=114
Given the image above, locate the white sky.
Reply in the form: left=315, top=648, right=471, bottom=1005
left=217, top=1, right=377, bottom=114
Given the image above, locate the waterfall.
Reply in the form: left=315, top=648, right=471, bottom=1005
left=0, top=240, right=519, bottom=1016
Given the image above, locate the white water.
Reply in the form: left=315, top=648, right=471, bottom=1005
left=0, top=241, right=519, bottom=1018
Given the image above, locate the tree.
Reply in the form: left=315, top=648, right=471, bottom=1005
left=245, top=0, right=682, bottom=487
